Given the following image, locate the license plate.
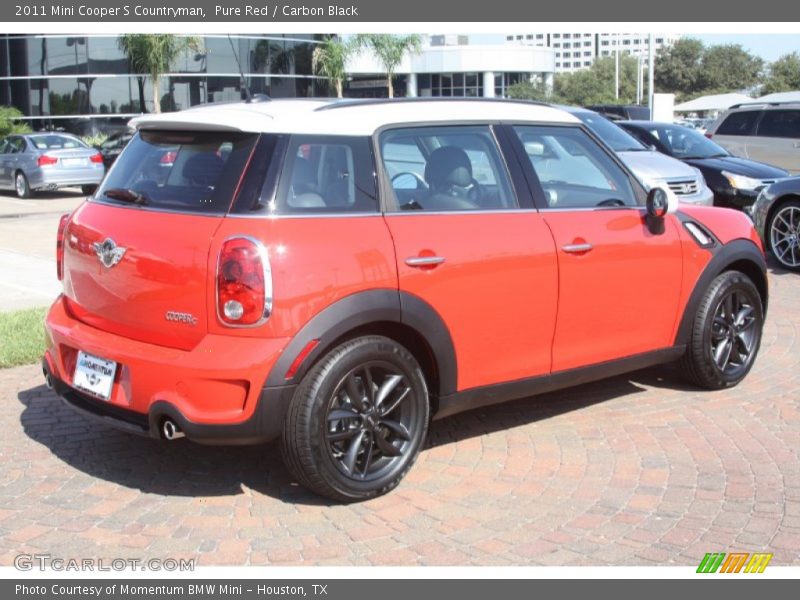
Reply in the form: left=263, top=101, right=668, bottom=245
left=61, top=158, right=86, bottom=167
left=73, top=351, right=117, bottom=401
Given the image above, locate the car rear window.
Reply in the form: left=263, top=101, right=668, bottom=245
left=716, top=111, right=759, bottom=136
left=29, top=134, right=87, bottom=150
left=93, top=131, right=258, bottom=214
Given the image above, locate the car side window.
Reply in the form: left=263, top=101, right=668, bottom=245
left=756, top=110, right=800, bottom=139
left=513, top=125, right=638, bottom=209
left=6, top=137, right=24, bottom=154
left=272, top=135, right=377, bottom=214
left=716, top=111, right=759, bottom=136
left=380, top=125, right=517, bottom=212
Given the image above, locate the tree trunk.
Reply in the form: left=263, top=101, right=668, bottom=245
left=336, top=79, right=343, bottom=98
left=387, top=75, right=394, bottom=99
left=136, top=77, right=146, bottom=113
left=152, top=75, right=161, bottom=114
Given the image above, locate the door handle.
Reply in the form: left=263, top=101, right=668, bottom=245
left=405, top=255, right=446, bottom=268
left=794, top=142, right=800, bottom=148
left=562, top=243, right=594, bottom=254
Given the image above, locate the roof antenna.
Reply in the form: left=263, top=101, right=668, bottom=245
left=228, top=34, right=254, bottom=103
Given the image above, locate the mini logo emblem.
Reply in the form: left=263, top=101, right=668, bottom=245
left=92, top=238, right=127, bottom=268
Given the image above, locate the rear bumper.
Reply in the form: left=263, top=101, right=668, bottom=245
left=43, top=295, right=294, bottom=444
left=29, top=166, right=104, bottom=189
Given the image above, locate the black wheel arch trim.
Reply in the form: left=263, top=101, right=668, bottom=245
left=263, top=289, right=458, bottom=397
left=674, top=238, right=768, bottom=347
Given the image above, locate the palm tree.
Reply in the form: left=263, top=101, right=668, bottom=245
left=354, top=34, right=422, bottom=98
left=312, top=36, right=355, bottom=98
left=118, top=34, right=200, bottom=113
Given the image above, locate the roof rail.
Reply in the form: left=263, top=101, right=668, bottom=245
left=314, top=97, right=550, bottom=112
left=728, top=100, right=800, bottom=109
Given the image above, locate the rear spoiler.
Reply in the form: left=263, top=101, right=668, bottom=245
left=129, top=107, right=273, bottom=133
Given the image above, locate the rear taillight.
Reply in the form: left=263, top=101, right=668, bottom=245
left=38, top=155, right=58, bottom=167
left=160, top=151, right=177, bottom=164
left=216, top=236, right=272, bottom=326
left=56, top=214, right=69, bottom=281
left=704, top=132, right=713, bottom=139
left=90, top=153, right=103, bottom=164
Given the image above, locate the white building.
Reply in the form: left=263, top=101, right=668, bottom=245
left=346, top=35, right=555, bottom=98
left=506, top=33, right=680, bottom=73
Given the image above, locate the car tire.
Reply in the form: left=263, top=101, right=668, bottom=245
left=766, top=199, right=800, bottom=272
left=281, top=335, right=430, bottom=502
left=81, top=185, right=98, bottom=196
left=14, top=172, right=31, bottom=199
left=680, top=270, right=763, bottom=390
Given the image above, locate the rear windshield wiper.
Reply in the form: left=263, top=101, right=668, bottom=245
left=103, top=188, right=150, bottom=206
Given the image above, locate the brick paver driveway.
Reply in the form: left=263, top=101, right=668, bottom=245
left=2, top=265, right=798, bottom=567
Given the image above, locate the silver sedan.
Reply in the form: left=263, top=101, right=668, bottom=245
left=0, top=133, right=105, bottom=198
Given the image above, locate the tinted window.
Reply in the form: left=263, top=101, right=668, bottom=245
left=380, top=125, right=517, bottom=212
left=716, top=111, right=759, bottom=136
left=514, top=125, right=638, bottom=209
left=94, top=130, right=258, bottom=214
left=757, top=110, right=800, bottom=139
left=272, top=135, right=377, bottom=214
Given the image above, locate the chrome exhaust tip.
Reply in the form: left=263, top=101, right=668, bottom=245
left=161, top=419, right=185, bottom=440
left=42, top=367, right=53, bottom=390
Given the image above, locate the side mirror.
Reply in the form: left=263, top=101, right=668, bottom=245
left=645, top=186, right=678, bottom=234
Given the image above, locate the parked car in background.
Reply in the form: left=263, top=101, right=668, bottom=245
left=563, top=107, right=715, bottom=206
left=586, top=104, right=651, bottom=121
left=43, top=98, right=767, bottom=501
left=0, top=133, right=105, bottom=198
left=751, top=176, right=800, bottom=271
left=619, top=121, right=788, bottom=210
left=706, top=101, right=800, bottom=175
left=98, top=131, right=133, bottom=169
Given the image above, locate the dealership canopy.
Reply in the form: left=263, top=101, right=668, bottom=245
left=674, top=93, right=754, bottom=113
left=755, top=91, right=800, bottom=103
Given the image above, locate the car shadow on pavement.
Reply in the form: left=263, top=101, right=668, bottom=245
left=17, top=364, right=694, bottom=506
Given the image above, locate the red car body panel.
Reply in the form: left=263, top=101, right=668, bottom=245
left=542, top=209, right=684, bottom=371
left=62, top=202, right=223, bottom=351
left=385, top=212, right=559, bottom=390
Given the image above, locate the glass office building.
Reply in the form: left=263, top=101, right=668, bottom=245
left=0, top=34, right=327, bottom=134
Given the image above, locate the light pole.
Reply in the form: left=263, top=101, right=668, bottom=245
left=648, top=33, right=655, bottom=118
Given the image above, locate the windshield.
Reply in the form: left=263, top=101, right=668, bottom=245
left=639, top=124, right=729, bottom=159
left=575, top=112, right=647, bottom=152
left=94, top=130, right=259, bottom=214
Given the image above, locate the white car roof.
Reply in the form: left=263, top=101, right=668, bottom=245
left=129, top=98, right=580, bottom=135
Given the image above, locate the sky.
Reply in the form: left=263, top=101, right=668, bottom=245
left=468, top=34, right=800, bottom=62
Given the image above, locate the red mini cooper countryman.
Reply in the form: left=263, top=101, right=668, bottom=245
left=43, top=99, right=767, bottom=501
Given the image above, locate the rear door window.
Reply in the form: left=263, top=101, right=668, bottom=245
left=716, top=111, right=760, bottom=136
left=756, top=110, right=800, bottom=139
left=380, top=125, right=517, bottom=212
left=93, top=131, right=258, bottom=214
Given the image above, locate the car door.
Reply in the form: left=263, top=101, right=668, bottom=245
left=752, top=109, right=800, bottom=175
left=507, top=124, right=684, bottom=372
left=378, top=124, right=559, bottom=391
